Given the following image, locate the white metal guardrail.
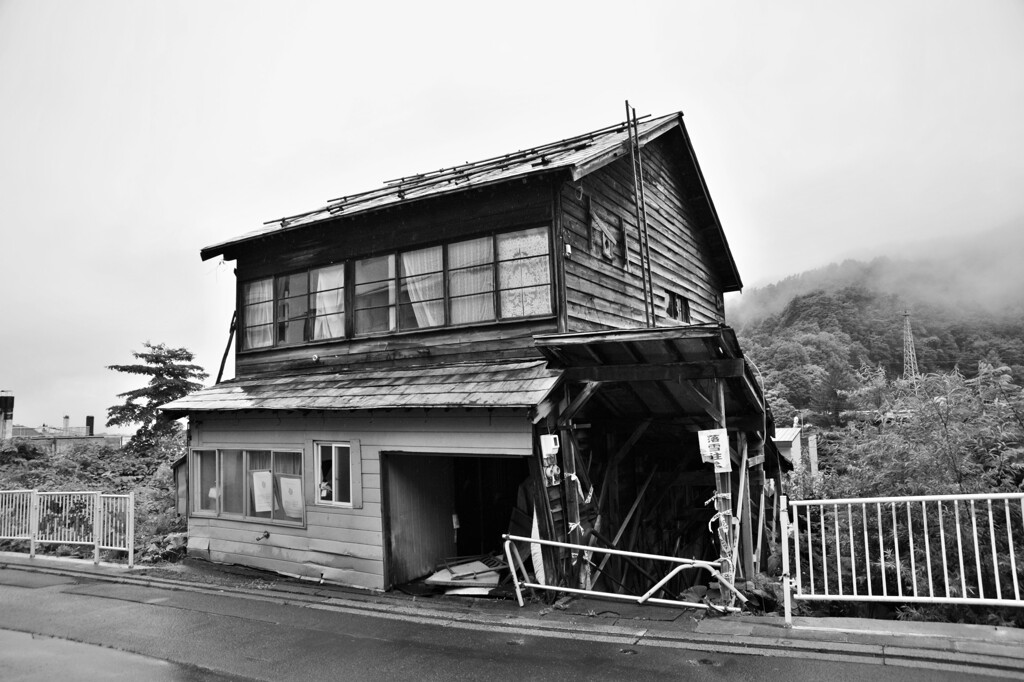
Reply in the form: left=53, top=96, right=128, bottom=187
left=781, top=492, right=1024, bottom=625
left=502, top=533, right=746, bottom=611
left=0, top=489, right=135, bottom=567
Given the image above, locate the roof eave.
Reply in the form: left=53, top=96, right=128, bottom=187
left=199, top=168, right=569, bottom=262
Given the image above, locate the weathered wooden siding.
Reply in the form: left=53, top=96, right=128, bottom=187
left=232, top=179, right=558, bottom=378
left=234, top=321, right=555, bottom=377
left=560, top=131, right=725, bottom=332
left=188, top=409, right=532, bottom=590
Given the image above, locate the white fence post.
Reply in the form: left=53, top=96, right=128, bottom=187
left=93, top=491, right=102, bottom=564
left=127, top=491, right=135, bottom=569
left=780, top=494, right=792, bottom=626
left=29, top=490, right=38, bottom=558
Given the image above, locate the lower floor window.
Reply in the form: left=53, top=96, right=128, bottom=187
left=317, top=443, right=352, bottom=505
left=192, top=448, right=304, bottom=524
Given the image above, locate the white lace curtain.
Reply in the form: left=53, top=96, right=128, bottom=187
left=243, top=279, right=273, bottom=348
left=448, top=237, right=494, bottom=324
left=497, top=228, right=550, bottom=318
left=400, top=247, right=444, bottom=328
left=313, top=264, right=345, bottom=340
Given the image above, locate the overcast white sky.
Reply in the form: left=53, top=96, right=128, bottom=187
left=1, top=0, right=1022, bottom=432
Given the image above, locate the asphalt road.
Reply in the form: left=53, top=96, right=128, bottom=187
left=0, top=568, right=1006, bottom=681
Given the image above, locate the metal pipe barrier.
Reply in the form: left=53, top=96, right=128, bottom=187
left=502, top=533, right=746, bottom=611
left=781, top=492, right=1024, bottom=625
left=0, top=490, right=135, bottom=567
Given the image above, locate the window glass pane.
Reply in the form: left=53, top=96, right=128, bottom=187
left=221, top=450, right=244, bottom=515
left=448, top=238, right=495, bottom=324
left=318, top=444, right=351, bottom=505
left=500, top=286, right=551, bottom=318
left=194, top=450, right=217, bottom=512
left=499, top=255, right=550, bottom=289
left=311, top=263, right=345, bottom=340
left=276, top=273, right=309, bottom=345
left=273, top=451, right=303, bottom=521
left=398, top=247, right=443, bottom=330
left=354, top=255, right=396, bottom=334
left=247, top=450, right=273, bottom=518
left=449, top=237, right=492, bottom=268
left=497, top=227, right=548, bottom=260
left=334, top=446, right=351, bottom=504
left=318, top=444, right=334, bottom=502
left=497, top=228, right=551, bottom=319
left=243, top=279, right=274, bottom=349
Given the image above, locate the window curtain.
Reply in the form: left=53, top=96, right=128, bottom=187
left=400, top=247, right=443, bottom=328
left=497, top=229, right=550, bottom=318
left=448, top=237, right=494, bottom=324
left=312, top=265, right=345, bottom=340
left=243, top=279, right=274, bottom=348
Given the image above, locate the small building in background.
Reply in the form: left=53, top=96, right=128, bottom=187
left=772, top=420, right=818, bottom=476
left=10, top=413, right=123, bottom=454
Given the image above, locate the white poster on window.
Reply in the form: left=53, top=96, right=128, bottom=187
left=698, top=428, right=731, bottom=473
left=251, top=470, right=273, bottom=512
left=277, top=474, right=303, bottom=519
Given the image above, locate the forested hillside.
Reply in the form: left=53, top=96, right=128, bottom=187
left=728, top=224, right=1024, bottom=424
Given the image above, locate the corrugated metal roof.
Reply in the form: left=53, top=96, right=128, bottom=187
left=772, top=427, right=801, bottom=442
left=200, top=113, right=684, bottom=260
left=160, top=360, right=562, bottom=416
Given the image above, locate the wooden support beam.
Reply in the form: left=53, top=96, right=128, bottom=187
left=556, top=381, right=603, bottom=428
left=677, top=381, right=724, bottom=425
left=712, top=380, right=735, bottom=605
left=562, top=359, right=745, bottom=383
left=592, top=467, right=656, bottom=586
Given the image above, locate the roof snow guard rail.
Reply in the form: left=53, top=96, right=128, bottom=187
left=502, top=534, right=746, bottom=611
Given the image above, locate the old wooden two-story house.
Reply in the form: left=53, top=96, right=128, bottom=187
left=163, top=112, right=782, bottom=601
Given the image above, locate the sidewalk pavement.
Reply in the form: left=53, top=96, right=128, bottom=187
left=2, top=551, right=1022, bottom=679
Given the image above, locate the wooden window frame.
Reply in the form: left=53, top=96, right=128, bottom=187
left=188, top=448, right=306, bottom=527
left=238, top=225, right=555, bottom=352
left=313, top=440, right=363, bottom=509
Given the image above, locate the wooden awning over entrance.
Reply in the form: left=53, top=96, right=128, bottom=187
left=534, top=324, right=771, bottom=435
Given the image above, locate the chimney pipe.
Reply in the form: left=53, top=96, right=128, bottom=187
left=86, top=416, right=95, bottom=437
left=0, top=392, right=13, bottom=440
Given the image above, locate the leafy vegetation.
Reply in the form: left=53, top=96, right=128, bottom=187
left=1, top=343, right=206, bottom=562
left=733, top=244, right=1024, bottom=625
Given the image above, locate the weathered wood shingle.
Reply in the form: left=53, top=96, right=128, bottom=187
left=161, top=360, right=561, bottom=415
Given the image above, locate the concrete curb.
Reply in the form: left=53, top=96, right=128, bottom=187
left=2, top=553, right=1022, bottom=679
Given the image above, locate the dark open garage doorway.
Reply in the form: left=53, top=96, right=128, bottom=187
left=381, top=452, right=528, bottom=588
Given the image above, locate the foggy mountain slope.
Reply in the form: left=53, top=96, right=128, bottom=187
left=727, top=222, right=1024, bottom=330
left=727, top=223, right=1024, bottom=383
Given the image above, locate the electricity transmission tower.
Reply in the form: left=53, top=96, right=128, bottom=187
left=903, top=310, right=920, bottom=379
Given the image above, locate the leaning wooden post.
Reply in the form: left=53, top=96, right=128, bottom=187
left=713, top=381, right=735, bottom=605
left=559, top=423, right=583, bottom=582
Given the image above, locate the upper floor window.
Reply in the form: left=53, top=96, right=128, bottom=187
left=240, top=226, right=552, bottom=350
